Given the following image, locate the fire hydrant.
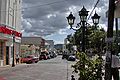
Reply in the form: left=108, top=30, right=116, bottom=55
left=71, top=75, right=75, bottom=80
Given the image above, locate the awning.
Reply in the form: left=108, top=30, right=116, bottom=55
left=0, top=26, right=22, bottom=37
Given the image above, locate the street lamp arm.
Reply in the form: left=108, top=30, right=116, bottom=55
left=70, top=27, right=77, bottom=31
left=69, top=22, right=82, bottom=31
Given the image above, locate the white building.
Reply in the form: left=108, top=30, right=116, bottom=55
left=45, top=40, right=54, bottom=51
left=63, top=38, right=69, bottom=53
left=0, top=0, right=22, bottom=66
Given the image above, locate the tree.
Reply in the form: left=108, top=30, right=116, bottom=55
left=70, top=26, right=106, bottom=80
left=72, top=52, right=103, bottom=80
left=72, top=25, right=106, bottom=55
left=66, top=34, right=74, bottom=53
left=88, top=27, right=106, bottom=54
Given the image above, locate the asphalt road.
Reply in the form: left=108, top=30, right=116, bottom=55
left=0, top=56, right=78, bottom=80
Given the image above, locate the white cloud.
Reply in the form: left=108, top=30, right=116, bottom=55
left=58, top=29, right=68, bottom=35
left=22, top=19, right=32, bottom=29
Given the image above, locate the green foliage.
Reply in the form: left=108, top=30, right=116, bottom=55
left=74, top=28, right=82, bottom=45
left=72, top=52, right=103, bottom=80
left=73, top=25, right=106, bottom=54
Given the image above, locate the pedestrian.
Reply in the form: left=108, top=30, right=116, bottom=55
left=111, top=50, right=120, bottom=80
left=71, top=75, right=75, bottom=80
left=16, top=54, right=20, bottom=64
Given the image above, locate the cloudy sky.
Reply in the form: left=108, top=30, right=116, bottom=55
left=22, top=0, right=109, bottom=44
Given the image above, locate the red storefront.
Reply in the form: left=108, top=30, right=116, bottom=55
left=0, top=26, right=22, bottom=66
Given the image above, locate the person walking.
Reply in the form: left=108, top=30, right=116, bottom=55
left=16, top=54, right=20, bottom=64
left=111, top=50, right=120, bottom=80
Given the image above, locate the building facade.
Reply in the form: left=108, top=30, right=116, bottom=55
left=21, top=37, right=45, bottom=57
left=45, top=40, right=54, bottom=51
left=0, top=0, right=22, bottom=66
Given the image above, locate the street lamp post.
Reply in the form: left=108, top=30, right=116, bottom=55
left=66, top=6, right=101, bottom=80
left=66, top=6, right=89, bottom=52
left=79, top=6, right=89, bottom=52
left=12, top=33, right=15, bottom=67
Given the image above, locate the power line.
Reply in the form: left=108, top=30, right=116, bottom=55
left=23, top=0, right=66, bottom=9
left=87, top=0, right=100, bottom=20
left=0, top=0, right=67, bottom=12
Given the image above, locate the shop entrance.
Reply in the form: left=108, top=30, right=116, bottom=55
left=6, top=46, right=9, bottom=65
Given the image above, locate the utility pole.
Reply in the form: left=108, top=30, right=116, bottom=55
left=105, top=0, right=115, bottom=80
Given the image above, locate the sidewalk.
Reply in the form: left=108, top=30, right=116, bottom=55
left=0, top=63, right=23, bottom=71
left=0, top=65, right=11, bottom=71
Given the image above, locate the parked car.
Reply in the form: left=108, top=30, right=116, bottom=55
left=33, top=56, right=39, bottom=63
left=21, top=55, right=35, bottom=64
left=39, top=54, right=47, bottom=60
left=46, top=52, right=51, bottom=59
left=49, top=52, right=54, bottom=58
left=62, top=53, right=69, bottom=59
left=67, top=55, right=76, bottom=61
left=53, top=52, right=57, bottom=57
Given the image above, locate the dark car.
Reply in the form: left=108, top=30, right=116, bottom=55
left=67, top=55, right=76, bottom=61
left=62, top=53, right=69, bottom=59
left=39, top=54, right=47, bottom=60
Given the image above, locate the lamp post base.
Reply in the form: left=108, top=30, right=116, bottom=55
left=12, top=63, right=15, bottom=67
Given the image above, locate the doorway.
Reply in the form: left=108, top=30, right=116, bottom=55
left=6, top=46, right=9, bottom=65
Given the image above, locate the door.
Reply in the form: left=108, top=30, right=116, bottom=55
left=6, top=46, right=9, bottom=65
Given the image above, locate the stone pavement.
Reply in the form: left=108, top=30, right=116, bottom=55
left=0, top=58, right=119, bottom=80
left=0, top=56, right=78, bottom=80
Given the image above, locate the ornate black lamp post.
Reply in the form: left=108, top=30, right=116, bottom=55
left=79, top=6, right=89, bottom=52
left=66, top=6, right=89, bottom=52
left=12, top=33, right=15, bottom=67
left=91, top=12, right=100, bottom=29
left=67, top=6, right=102, bottom=80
